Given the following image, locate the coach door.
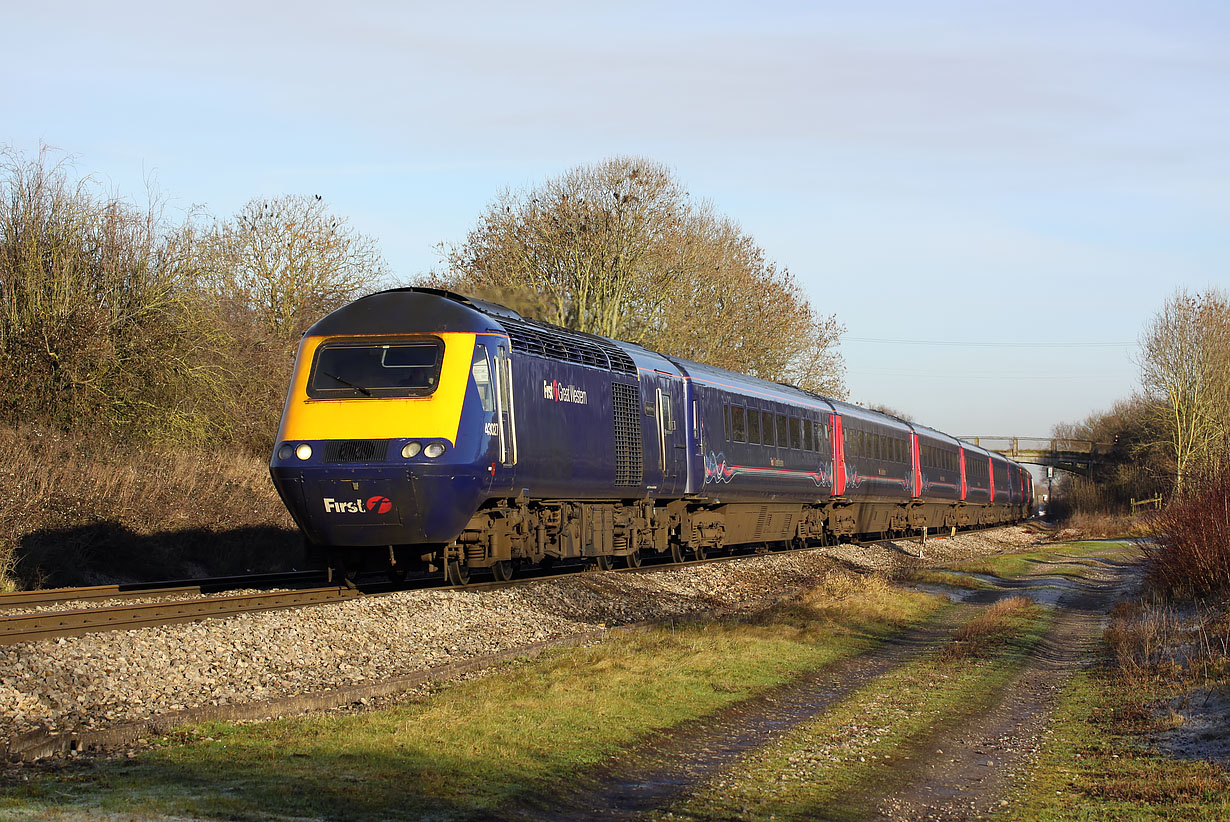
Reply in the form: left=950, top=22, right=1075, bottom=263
left=493, top=345, right=518, bottom=468
left=655, top=374, right=687, bottom=496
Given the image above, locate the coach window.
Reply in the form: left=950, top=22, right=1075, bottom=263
left=732, top=406, right=746, bottom=443
left=776, top=413, right=789, bottom=450
left=723, top=404, right=731, bottom=441
left=802, top=419, right=813, bottom=451
left=789, top=417, right=802, bottom=450
left=748, top=407, right=761, bottom=444
left=661, top=392, right=675, bottom=432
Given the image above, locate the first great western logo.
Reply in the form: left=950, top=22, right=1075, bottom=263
left=323, top=496, right=393, bottom=515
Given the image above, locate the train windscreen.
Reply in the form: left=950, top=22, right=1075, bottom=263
left=308, top=338, right=443, bottom=398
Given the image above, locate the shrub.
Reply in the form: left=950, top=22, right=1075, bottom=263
left=1144, top=460, right=1230, bottom=599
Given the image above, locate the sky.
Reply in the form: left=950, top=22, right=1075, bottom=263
left=7, top=0, right=1229, bottom=439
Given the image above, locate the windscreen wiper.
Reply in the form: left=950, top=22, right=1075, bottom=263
left=322, top=371, right=372, bottom=396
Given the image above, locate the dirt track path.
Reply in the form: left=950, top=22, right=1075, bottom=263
left=503, top=606, right=978, bottom=821
left=498, top=546, right=1137, bottom=822
left=871, top=551, right=1137, bottom=821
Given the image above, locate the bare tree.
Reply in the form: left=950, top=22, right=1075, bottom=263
left=431, top=157, right=845, bottom=396
left=868, top=404, right=915, bottom=422
left=201, top=195, right=388, bottom=341
left=1138, top=289, right=1230, bottom=491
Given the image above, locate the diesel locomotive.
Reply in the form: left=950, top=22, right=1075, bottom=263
left=269, top=288, right=1033, bottom=584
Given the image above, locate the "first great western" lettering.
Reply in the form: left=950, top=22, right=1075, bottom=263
left=543, top=379, right=588, bottom=405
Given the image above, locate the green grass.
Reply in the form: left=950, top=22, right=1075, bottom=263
left=995, top=670, right=1230, bottom=821
left=950, top=540, right=1137, bottom=581
left=0, top=572, right=942, bottom=821
left=655, top=597, right=1050, bottom=822
left=896, top=567, right=995, bottom=590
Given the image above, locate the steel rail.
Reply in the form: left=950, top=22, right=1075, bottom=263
left=0, top=571, right=325, bottom=611
left=0, top=587, right=359, bottom=646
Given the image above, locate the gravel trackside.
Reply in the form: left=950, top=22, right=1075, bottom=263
left=1, top=526, right=1044, bottom=744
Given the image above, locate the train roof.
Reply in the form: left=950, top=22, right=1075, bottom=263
left=305, top=288, right=495, bottom=336
left=332, top=289, right=1030, bottom=473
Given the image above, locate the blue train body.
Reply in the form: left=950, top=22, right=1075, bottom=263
left=270, top=289, right=1033, bottom=582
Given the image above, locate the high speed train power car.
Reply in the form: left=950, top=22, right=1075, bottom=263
left=270, top=288, right=1033, bottom=584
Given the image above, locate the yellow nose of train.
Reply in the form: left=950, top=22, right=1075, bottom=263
left=268, top=290, right=504, bottom=550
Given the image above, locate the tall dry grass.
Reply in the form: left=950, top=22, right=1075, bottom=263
left=0, top=425, right=300, bottom=590
left=940, top=595, right=1038, bottom=660
left=1104, top=599, right=1230, bottom=688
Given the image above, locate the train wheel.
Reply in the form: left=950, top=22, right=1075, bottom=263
left=445, top=559, right=470, bottom=586
left=692, top=544, right=707, bottom=561
left=590, top=555, right=614, bottom=571
left=622, top=550, right=642, bottom=569
left=669, top=540, right=685, bottom=564
left=491, top=560, right=514, bottom=582
left=327, top=553, right=358, bottom=590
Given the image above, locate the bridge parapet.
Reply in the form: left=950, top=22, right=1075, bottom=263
left=958, top=436, right=1113, bottom=475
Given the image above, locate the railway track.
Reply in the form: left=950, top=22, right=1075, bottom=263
left=0, top=570, right=325, bottom=610
left=0, top=529, right=975, bottom=647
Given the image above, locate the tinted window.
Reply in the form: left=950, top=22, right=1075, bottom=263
left=762, top=411, right=775, bottom=446
left=748, top=408, right=761, bottom=443
left=732, top=406, right=746, bottom=442
left=310, top=338, right=443, bottom=398
left=789, top=417, right=802, bottom=449
left=802, top=419, right=813, bottom=451
left=471, top=346, right=494, bottom=412
left=776, top=414, right=788, bottom=449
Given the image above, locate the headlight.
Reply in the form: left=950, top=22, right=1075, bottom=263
left=295, top=443, right=313, bottom=461
left=423, top=443, right=446, bottom=458
left=277, top=444, right=293, bottom=460
left=401, top=442, right=422, bottom=458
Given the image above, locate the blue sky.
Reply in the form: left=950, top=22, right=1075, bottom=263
left=8, top=0, right=1228, bottom=437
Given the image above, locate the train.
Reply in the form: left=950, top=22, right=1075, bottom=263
left=269, top=288, right=1034, bottom=585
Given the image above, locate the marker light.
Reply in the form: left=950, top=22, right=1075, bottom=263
left=423, top=443, right=446, bottom=458
left=277, top=444, right=293, bottom=460
left=295, top=443, right=313, bottom=461
left=401, top=442, right=422, bottom=458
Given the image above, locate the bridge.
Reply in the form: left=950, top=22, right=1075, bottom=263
left=958, top=436, right=1113, bottom=476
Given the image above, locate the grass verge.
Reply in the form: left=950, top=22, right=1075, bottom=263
left=996, top=670, right=1230, bottom=820
left=949, top=540, right=1137, bottom=581
left=0, top=424, right=301, bottom=590
left=1001, top=595, right=1230, bottom=820
left=0, top=570, right=942, bottom=821
left=893, top=567, right=995, bottom=591
left=652, top=596, right=1049, bottom=821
